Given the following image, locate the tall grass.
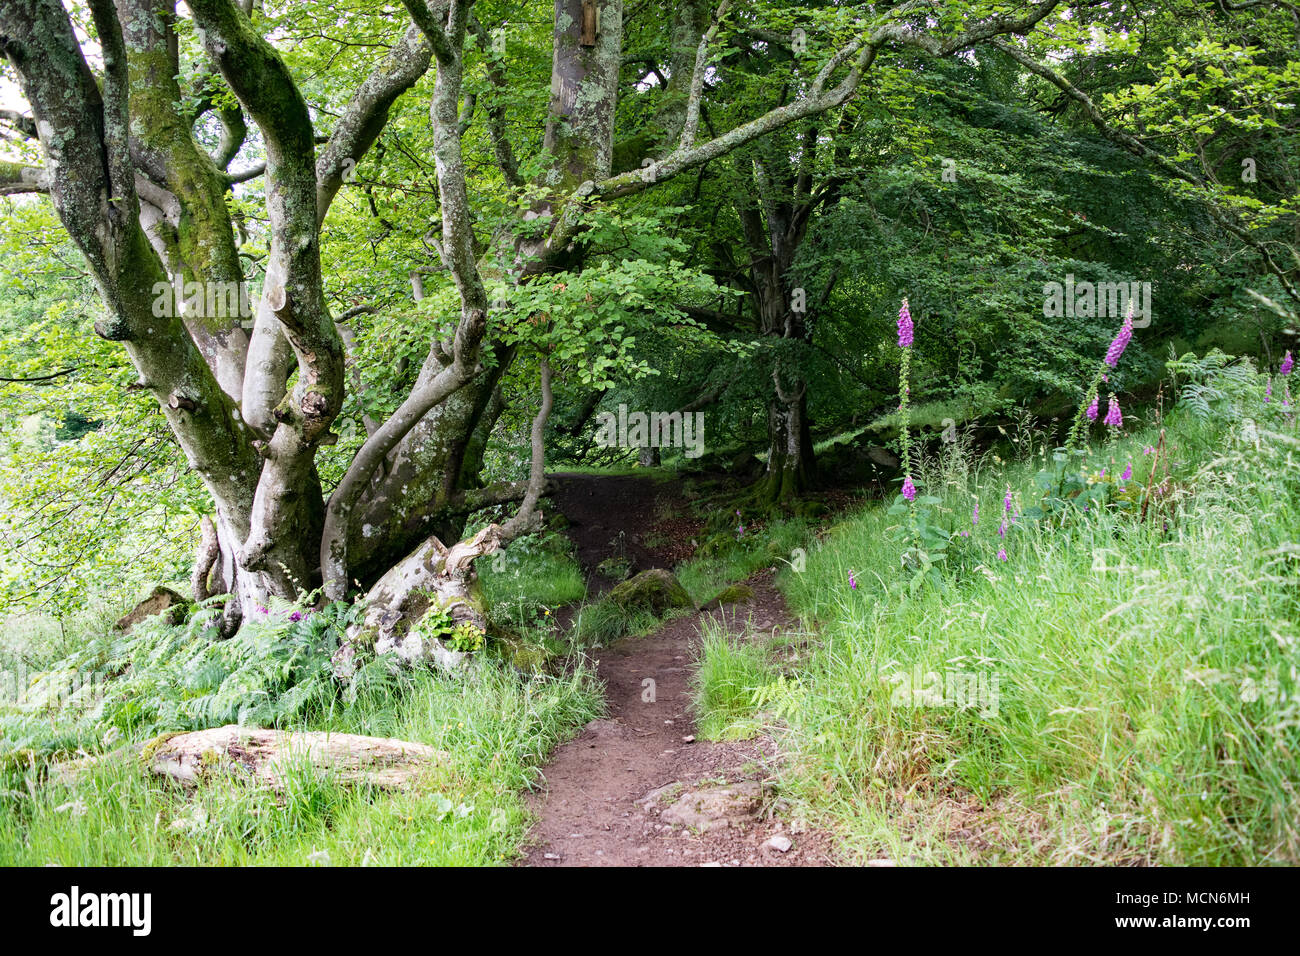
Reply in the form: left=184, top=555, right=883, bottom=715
left=0, top=663, right=601, bottom=866
left=1, top=529, right=602, bottom=866
left=770, top=389, right=1300, bottom=864
left=676, top=515, right=812, bottom=606
left=690, top=619, right=774, bottom=741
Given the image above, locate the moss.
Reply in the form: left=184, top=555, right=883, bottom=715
left=607, top=569, right=692, bottom=615
left=596, top=555, right=633, bottom=581
left=711, top=584, right=754, bottom=606
left=139, top=730, right=186, bottom=767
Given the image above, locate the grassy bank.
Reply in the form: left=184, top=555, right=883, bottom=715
left=695, top=357, right=1300, bottom=864
left=1, top=536, right=600, bottom=866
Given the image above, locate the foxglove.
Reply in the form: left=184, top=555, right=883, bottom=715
left=1104, top=395, right=1123, bottom=428
left=1104, top=311, right=1135, bottom=368
left=897, top=298, right=914, bottom=348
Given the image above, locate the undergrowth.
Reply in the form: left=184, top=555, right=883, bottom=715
left=696, top=351, right=1300, bottom=865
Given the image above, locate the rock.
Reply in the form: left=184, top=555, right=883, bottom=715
left=607, top=569, right=692, bottom=616
left=866, top=445, right=901, bottom=470
left=699, top=583, right=754, bottom=613
left=145, top=725, right=447, bottom=791
left=596, top=555, right=633, bottom=581
left=795, top=500, right=829, bottom=519
left=728, top=449, right=763, bottom=478
left=507, top=642, right=558, bottom=675
left=115, top=586, right=187, bottom=632
left=763, top=834, right=793, bottom=853
left=660, top=781, right=763, bottom=832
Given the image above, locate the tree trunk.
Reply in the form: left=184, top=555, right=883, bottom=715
left=148, top=725, right=446, bottom=790
left=757, top=370, right=814, bottom=504
left=3, top=0, right=1061, bottom=647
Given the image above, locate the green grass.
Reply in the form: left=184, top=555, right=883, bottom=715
left=566, top=598, right=661, bottom=647
left=1, top=529, right=603, bottom=866
left=690, top=618, right=774, bottom=741
left=676, top=515, right=812, bottom=606
left=763, top=391, right=1300, bottom=864
left=0, top=661, right=601, bottom=866
left=548, top=463, right=679, bottom=480
left=479, top=530, right=586, bottom=614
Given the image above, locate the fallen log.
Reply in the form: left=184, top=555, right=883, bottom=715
left=145, top=725, right=446, bottom=790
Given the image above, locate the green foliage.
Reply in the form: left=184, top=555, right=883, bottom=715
left=774, top=364, right=1300, bottom=864
left=0, top=661, right=601, bottom=866
left=885, top=481, right=951, bottom=595
left=445, top=623, right=486, bottom=654
left=479, top=530, right=586, bottom=637
left=690, top=621, right=774, bottom=742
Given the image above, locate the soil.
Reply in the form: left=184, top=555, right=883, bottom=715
left=520, top=473, right=835, bottom=867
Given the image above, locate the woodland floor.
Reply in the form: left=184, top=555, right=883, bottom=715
left=520, top=474, right=835, bottom=867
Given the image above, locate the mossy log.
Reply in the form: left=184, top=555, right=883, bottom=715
left=146, top=725, right=446, bottom=790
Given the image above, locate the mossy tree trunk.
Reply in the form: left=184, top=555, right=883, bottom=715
left=1, top=0, right=1065, bottom=638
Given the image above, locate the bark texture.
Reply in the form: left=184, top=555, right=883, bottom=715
left=1, top=0, right=1067, bottom=646
left=147, top=725, right=446, bottom=789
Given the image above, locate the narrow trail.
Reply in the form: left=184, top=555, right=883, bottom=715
left=521, top=474, right=833, bottom=867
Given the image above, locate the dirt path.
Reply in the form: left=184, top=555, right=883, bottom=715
left=521, top=474, right=833, bottom=867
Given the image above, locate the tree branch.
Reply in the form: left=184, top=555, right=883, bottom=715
left=401, top=0, right=456, bottom=64
left=990, top=36, right=1300, bottom=308
left=316, top=23, right=435, bottom=224
left=678, top=1, right=731, bottom=150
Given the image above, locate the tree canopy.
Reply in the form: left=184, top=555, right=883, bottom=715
left=0, top=0, right=1295, bottom=627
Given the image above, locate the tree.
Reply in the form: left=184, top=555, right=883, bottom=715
left=0, top=0, right=1068, bottom=643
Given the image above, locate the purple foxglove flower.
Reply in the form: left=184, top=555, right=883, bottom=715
left=848, top=571, right=857, bottom=590
left=1104, top=312, right=1135, bottom=368
left=1104, top=395, right=1123, bottom=428
left=289, top=611, right=303, bottom=622
left=902, top=476, right=917, bottom=501
left=897, top=298, right=914, bottom=348
left=1281, top=351, right=1294, bottom=376
left=997, top=548, right=1008, bottom=562
left=972, top=503, right=979, bottom=525
left=1265, top=378, right=1273, bottom=403
left=1143, top=445, right=1155, bottom=455
left=998, top=520, right=1007, bottom=538
left=1003, top=486, right=1013, bottom=514
left=1086, top=395, right=1099, bottom=421
left=1121, top=463, right=1132, bottom=481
